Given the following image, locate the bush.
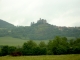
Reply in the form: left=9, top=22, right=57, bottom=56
left=1, top=46, right=9, bottom=56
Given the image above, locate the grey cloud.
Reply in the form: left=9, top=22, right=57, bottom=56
left=72, top=22, right=80, bottom=27
left=0, top=0, right=80, bottom=26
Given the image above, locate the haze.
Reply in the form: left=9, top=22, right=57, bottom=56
left=0, top=0, right=80, bottom=27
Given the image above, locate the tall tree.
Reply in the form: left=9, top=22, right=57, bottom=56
left=22, top=40, right=37, bottom=55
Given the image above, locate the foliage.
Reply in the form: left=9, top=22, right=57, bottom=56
left=1, top=46, right=9, bottom=56
left=22, top=40, right=37, bottom=55
left=0, top=36, right=80, bottom=56
left=0, top=19, right=80, bottom=40
left=0, top=19, right=14, bottom=28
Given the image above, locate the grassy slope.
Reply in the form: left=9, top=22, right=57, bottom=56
left=0, top=37, right=28, bottom=46
left=0, top=37, right=49, bottom=46
left=0, top=54, right=80, bottom=60
left=0, top=36, right=75, bottom=46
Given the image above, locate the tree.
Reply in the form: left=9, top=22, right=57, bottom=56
left=47, top=40, right=53, bottom=55
left=1, top=46, right=9, bottom=56
left=22, top=40, right=37, bottom=55
left=73, top=38, right=80, bottom=54
left=39, top=41, right=46, bottom=48
left=52, top=36, right=69, bottom=55
left=38, top=41, right=47, bottom=55
left=8, top=46, right=16, bottom=55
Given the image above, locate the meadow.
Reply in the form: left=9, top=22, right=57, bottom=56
left=0, top=37, right=80, bottom=60
left=0, top=54, right=80, bottom=60
left=0, top=36, right=75, bottom=46
left=0, top=37, right=49, bottom=46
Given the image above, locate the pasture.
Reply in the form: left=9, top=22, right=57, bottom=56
left=0, top=36, right=75, bottom=46
left=0, top=37, right=49, bottom=46
left=0, top=54, right=80, bottom=60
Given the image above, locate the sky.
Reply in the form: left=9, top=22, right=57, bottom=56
left=0, top=0, right=80, bottom=27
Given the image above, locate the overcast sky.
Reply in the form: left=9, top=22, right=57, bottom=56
left=0, top=0, right=80, bottom=27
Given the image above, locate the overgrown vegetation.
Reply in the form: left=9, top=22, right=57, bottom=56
left=0, top=36, right=80, bottom=56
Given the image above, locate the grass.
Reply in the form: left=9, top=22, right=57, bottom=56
left=0, top=36, right=75, bottom=46
left=0, top=37, right=49, bottom=46
left=0, top=54, right=80, bottom=60
left=0, top=37, right=28, bottom=46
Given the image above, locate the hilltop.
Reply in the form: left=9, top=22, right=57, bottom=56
left=0, top=19, right=15, bottom=28
left=0, top=18, right=80, bottom=40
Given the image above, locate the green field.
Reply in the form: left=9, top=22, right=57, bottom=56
left=0, top=37, right=27, bottom=46
left=0, top=36, right=75, bottom=46
left=0, top=37, right=49, bottom=46
left=0, top=54, right=80, bottom=60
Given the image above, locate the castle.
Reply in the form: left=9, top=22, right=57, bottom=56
left=37, top=18, right=47, bottom=24
left=31, top=18, right=47, bottom=26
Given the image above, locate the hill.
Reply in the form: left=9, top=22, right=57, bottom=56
left=0, top=19, right=15, bottom=28
left=0, top=18, right=80, bottom=40
left=0, top=37, right=27, bottom=46
left=0, top=37, right=49, bottom=46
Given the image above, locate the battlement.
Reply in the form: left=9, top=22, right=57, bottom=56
left=37, top=18, right=47, bottom=24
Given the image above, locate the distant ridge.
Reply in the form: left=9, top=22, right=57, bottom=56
left=0, top=19, right=14, bottom=28
left=0, top=18, right=80, bottom=40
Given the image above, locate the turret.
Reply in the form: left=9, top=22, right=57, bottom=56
left=37, top=18, right=47, bottom=24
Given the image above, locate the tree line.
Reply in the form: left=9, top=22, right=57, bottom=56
left=1, top=19, right=80, bottom=40
left=0, top=36, right=80, bottom=56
